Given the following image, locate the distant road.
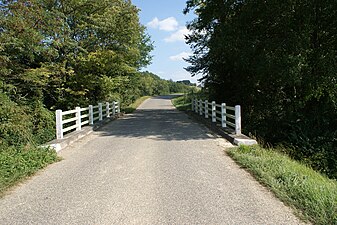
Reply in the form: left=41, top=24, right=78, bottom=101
left=0, top=96, right=304, bottom=224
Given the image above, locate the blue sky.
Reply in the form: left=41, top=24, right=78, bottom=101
left=132, top=0, right=199, bottom=83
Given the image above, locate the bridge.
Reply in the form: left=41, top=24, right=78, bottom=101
left=0, top=96, right=303, bottom=224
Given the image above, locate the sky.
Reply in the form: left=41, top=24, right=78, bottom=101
left=132, top=0, right=199, bottom=83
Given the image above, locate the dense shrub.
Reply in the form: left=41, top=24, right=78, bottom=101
left=0, top=145, right=59, bottom=194
left=0, top=93, right=34, bottom=149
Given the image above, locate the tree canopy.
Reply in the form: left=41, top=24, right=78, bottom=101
left=0, top=0, right=154, bottom=109
left=185, top=0, right=337, bottom=178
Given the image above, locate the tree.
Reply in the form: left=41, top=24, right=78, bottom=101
left=184, top=0, right=337, bottom=178
left=0, top=0, right=153, bottom=109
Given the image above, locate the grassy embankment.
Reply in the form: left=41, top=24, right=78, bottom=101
left=172, top=95, right=337, bottom=224
left=0, top=93, right=60, bottom=197
left=0, top=147, right=60, bottom=197
left=124, top=96, right=151, bottom=113
left=171, top=95, right=191, bottom=111
left=229, top=145, right=337, bottom=224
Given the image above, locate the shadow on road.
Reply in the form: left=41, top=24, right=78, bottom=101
left=96, top=108, right=210, bottom=141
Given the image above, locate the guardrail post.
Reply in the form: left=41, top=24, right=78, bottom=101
left=192, top=99, right=194, bottom=111
left=112, top=101, right=116, bottom=116
left=106, top=102, right=110, bottom=118
left=199, top=100, right=203, bottom=116
left=89, top=105, right=94, bottom=125
left=75, top=107, right=81, bottom=131
left=117, top=101, right=120, bottom=114
left=235, top=105, right=241, bottom=135
left=221, top=103, right=227, bottom=128
left=205, top=100, right=208, bottom=118
left=56, top=109, right=63, bottom=139
left=212, top=101, right=216, bottom=122
left=98, top=103, right=103, bottom=121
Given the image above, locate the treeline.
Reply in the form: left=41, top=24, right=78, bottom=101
left=184, top=0, right=337, bottom=178
left=0, top=0, right=191, bottom=149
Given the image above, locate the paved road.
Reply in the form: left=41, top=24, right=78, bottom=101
left=0, top=96, right=304, bottom=224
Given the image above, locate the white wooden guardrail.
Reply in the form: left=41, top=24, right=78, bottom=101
left=192, top=99, right=241, bottom=135
left=55, top=101, right=120, bottom=139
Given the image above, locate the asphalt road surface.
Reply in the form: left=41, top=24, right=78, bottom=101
left=0, top=96, right=305, bottom=224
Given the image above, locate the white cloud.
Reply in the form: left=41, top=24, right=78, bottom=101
left=147, top=17, right=178, bottom=31
left=164, top=27, right=191, bottom=42
left=169, top=52, right=192, bottom=61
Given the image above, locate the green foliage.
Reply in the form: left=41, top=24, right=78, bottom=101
left=0, top=92, right=55, bottom=148
left=0, top=146, right=60, bottom=196
left=0, top=0, right=154, bottom=110
left=229, top=145, right=337, bottom=225
left=185, top=0, right=337, bottom=178
left=124, top=96, right=151, bottom=114
left=0, top=92, right=34, bottom=148
left=28, top=100, right=55, bottom=144
left=171, top=92, right=199, bottom=111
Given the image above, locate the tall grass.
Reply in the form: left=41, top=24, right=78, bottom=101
left=0, top=93, right=60, bottom=197
left=123, top=96, right=151, bottom=113
left=0, top=146, right=60, bottom=197
left=229, top=145, right=337, bottom=224
left=171, top=95, right=192, bottom=111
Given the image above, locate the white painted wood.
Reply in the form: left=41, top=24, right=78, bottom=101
left=55, top=100, right=120, bottom=138
left=226, top=106, right=235, bottom=111
left=56, top=110, right=63, bottom=139
left=89, top=105, right=94, bottom=125
left=227, top=121, right=236, bottom=128
left=81, top=120, right=89, bottom=125
left=226, top=114, right=236, bottom=119
left=117, top=101, right=120, bottom=114
left=75, top=107, right=81, bottom=131
left=106, top=102, right=110, bottom=118
left=235, top=105, right=241, bottom=135
left=98, top=103, right=103, bottom=121
left=221, top=103, right=227, bottom=128
left=112, top=101, right=116, bottom=116
left=93, top=116, right=100, bottom=121
left=80, top=114, right=89, bottom=119
left=212, top=101, right=216, bottom=122
left=192, top=99, right=242, bottom=135
left=61, top=109, right=77, bottom=116
left=62, top=117, right=77, bottom=124
left=63, top=124, right=78, bottom=133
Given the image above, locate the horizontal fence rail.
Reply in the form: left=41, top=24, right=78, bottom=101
left=192, top=99, right=241, bottom=135
left=55, top=101, right=120, bottom=139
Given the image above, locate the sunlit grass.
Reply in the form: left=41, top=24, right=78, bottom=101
left=228, top=145, right=337, bottom=224
left=0, top=146, right=60, bottom=197
left=172, top=95, right=191, bottom=111
left=124, top=96, right=151, bottom=113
